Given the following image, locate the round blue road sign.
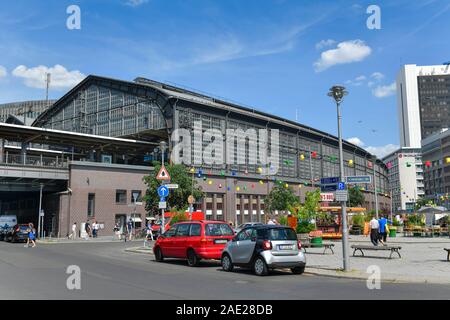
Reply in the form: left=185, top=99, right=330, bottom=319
left=157, top=186, right=169, bottom=198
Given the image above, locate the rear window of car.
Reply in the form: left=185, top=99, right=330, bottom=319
left=205, top=223, right=234, bottom=236
left=269, top=228, right=297, bottom=241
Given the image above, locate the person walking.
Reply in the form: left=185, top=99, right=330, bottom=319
left=369, top=216, right=380, bottom=246
left=68, top=222, right=77, bottom=240
left=24, top=223, right=36, bottom=248
left=127, top=219, right=133, bottom=241
left=92, top=220, right=99, bottom=238
left=114, top=222, right=121, bottom=240
left=84, top=222, right=91, bottom=240
left=378, top=215, right=392, bottom=245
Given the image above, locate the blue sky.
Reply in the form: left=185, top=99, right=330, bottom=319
left=1, top=0, right=450, bottom=158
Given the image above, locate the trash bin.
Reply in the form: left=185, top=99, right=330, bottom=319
left=389, top=227, right=397, bottom=238
left=311, top=237, right=323, bottom=245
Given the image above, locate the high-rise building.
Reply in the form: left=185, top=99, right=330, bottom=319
left=397, top=64, right=450, bottom=148
left=383, top=147, right=424, bottom=213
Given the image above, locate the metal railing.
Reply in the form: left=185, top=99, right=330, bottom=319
left=0, top=153, right=69, bottom=169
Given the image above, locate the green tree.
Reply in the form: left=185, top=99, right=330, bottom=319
left=264, top=185, right=299, bottom=213
left=296, top=188, right=321, bottom=222
left=348, top=187, right=364, bottom=208
left=143, top=162, right=204, bottom=216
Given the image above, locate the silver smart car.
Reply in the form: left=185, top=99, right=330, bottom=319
left=221, top=225, right=306, bottom=276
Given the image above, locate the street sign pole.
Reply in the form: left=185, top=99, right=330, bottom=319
left=160, top=142, right=167, bottom=234
left=372, top=157, right=379, bottom=219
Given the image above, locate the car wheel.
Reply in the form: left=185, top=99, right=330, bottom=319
left=221, top=254, right=234, bottom=272
left=291, top=266, right=305, bottom=275
left=187, top=249, right=200, bottom=267
left=154, top=247, right=164, bottom=262
left=253, top=256, right=268, bottom=276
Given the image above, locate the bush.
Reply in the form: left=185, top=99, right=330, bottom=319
left=296, top=221, right=316, bottom=234
left=352, top=214, right=365, bottom=227
left=169, top=211, right=188, bottom=226
left=278, top=215, right=288, bottom=226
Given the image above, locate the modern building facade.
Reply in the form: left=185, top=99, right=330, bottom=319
left=0, top=100, right=55, bottom=123
left=383, top=148, right=424, bottom=213
left=397, top=64, right=450, bottom=148
left=421, top=128, right=450, bottom=206
left=1, top=75, right=391, bottom=237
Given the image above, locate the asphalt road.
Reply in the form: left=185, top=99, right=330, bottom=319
left=0, top=240, right=449, bottom=300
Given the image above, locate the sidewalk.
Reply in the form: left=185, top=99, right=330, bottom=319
left=124, top=235, right=450, bottom=284
left=38, top=236, right=145, bottom=244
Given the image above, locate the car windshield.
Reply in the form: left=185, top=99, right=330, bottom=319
left=269, top=228, right=297, bottom=241
left=205, top=223, right=234, bottom=236
left=19, top=226, right=29, bottom=231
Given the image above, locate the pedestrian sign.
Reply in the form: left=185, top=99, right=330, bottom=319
left=157, top=186, right=169, bottom=198
left=156, top=165, right=171, bottom=181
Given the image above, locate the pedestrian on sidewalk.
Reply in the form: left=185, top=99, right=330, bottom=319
left=92, top=220, right=99, bottom=238
left=114, top=222, right=121, bottom=240
left=84, top=222, right=91, bottom=240
left=127, top=219, right=133, bottom=241
left=68, top=222, right=77, bottom=240
left=24, top=223, right=36, bottom=248
left=369, top=216, right=380, bottom=246
left=378, top=215, right=392, bottom=245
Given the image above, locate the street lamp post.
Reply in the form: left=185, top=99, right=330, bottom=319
left=373, top=156, right=379, bottom=219
left=328, top=85, right=350, bottom=272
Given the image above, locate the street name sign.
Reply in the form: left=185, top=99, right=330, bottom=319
left=166, top=184, right=179, bottom=189
left=345, top=175, right=372, bottom=184
left=335, top=190, right=348, bottom=201
left=320, top=177, right=339, bottom=192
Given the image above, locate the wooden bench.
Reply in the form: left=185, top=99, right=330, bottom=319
left=302, top=243, right=335, bottom=255
left=351, top=245, right=402, bottom=259
left=445, top=249, right=450, bottom=261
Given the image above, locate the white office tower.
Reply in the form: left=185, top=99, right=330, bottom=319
left=397, top=64, right=450, bottom=148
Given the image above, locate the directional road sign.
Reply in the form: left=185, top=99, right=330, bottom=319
left=157, top=185, right=169, bottom=198
left=320, top=177, right=340, bottom=192
left=345, top=175, right=372, bottom=184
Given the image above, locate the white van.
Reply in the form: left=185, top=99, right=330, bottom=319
left=0, top=215, right=18, bottom=240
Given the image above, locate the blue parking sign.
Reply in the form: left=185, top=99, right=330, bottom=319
left=338, top=182, right=345, bottom=190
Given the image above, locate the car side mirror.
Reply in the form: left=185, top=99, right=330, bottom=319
left=251, top=236, right=256, bottom=242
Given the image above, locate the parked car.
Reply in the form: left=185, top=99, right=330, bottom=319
left=233, top=222, right=264, bottom=234
left=5, top=224, right=30, bottom=243
left=153, top=220, right=234, bottom=266
left=0, top=215, right=18, bottom=241
left=221, top=225, right=306, bottom=276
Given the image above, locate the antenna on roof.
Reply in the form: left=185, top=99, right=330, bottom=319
left=45, top=73, right=51, bottom=102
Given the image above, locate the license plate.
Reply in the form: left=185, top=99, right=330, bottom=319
left=279, top=245, right=294, bottom=250
left=214, top=239, right=228, bottom=244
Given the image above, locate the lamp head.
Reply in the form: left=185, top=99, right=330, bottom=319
left=328, top=85, right=348, bottom=103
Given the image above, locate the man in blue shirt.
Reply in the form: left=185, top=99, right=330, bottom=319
left=378, top=215, right=392, bottom=245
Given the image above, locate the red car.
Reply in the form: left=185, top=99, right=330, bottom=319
left=153, top=220, right=234, bottom=266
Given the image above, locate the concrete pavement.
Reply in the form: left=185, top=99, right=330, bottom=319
left=1, top=240, right=450, bottom=299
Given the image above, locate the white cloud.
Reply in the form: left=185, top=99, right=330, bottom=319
left=315, top=39, right=336, bottom=50
left=346, top=136, right=399, bottom=159
left=347, top=137, right=365, bottom=147
left=355, top=75, right=366, bottom=82
left=12, top=64, right=85, bottom=90
left=365, top=144, right=399, bottom=159
left=372, top=82, right=396, bottom=98
left=371, top=72, right=384, bottom=81
left=124, top=0, right=148, bottom=7
left=314, top=40, right=372, bottom=72
left=0, top=66, right=7, bottom=78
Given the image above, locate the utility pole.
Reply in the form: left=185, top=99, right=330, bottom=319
left=38, top=183, right=44, bottom=239
left=328, top=85, right=350, bottom=272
